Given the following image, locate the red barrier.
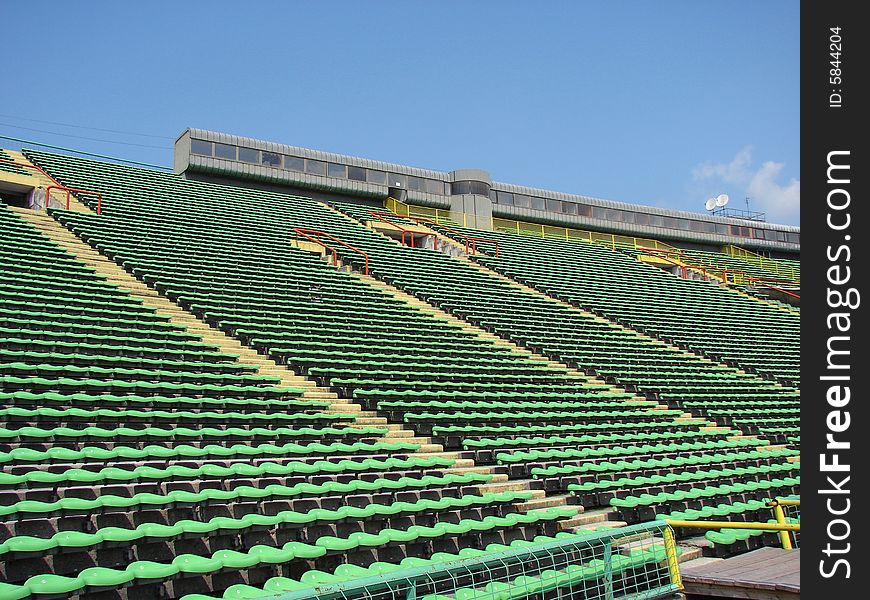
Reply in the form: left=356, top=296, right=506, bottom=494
left=0, top=159, right=61, bottom=185
left=369, top=211, right=438, bottom=249
left=391, top=214, right=500, bottom=257
left=44, top=185, right=103, bottom=215
left=293, top=228, right=369, bottom=275
left=748, top=277, right=801, bottom=300
left=1, top=159, right=103, bottom=214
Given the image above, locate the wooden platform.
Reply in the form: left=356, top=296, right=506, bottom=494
left=680, top=547, right=799, bottom=599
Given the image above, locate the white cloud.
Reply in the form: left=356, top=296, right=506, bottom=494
left=692, top=146, right=799, bottom=225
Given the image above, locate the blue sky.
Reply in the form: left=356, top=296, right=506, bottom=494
left=2, top=1, right=799, bottom=224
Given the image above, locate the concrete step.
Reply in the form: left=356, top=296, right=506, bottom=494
left=516, top=494, right=571, bottom=512
left=13, top=203, right=429, bottom=444
left=475, top=480, right=538, bottom=494
left=559, top=508, right=616, bottom=528
left=442, top=466, right=499, bottom=476
left=560, top=519, right=629, bottom=534
left=559, top=514, right=621, bottom=531
left=415, top=444, right=445, bottom=453
left=384, top=436, right=433, bottom=445
left=675, top=545, right=705, bottom=563
left=400, top=453, right=465, bottom=462
left=758, top=444, right=787, bottom=452
left=350, top=417, right=390, bottom=426
left=377, top=424, right=409, bottom=432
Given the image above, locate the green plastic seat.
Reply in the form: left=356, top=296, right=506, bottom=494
left=24, top=574, right=83, bottom=595
left=248, top=545, right=295, bottom=564
left=1, top=536, right=56, bottom=554
left=283, top=541, right=327, bottom=559
left=214, top=550, right=260, bottom=569
left=262, top=577, right=311, bottom=593
left=126, top=560, right=181, bottom=580
left=78, top=566, right=135, bottom=588
left=0, top=582, right=29, bottom=600
left=314, top=536, right=357, bottom=552
left=222, top=584, right=273, bottom=599
left=173, top=554, right=224, bottom=574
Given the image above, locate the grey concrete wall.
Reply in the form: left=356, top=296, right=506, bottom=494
left=450, top=169, right=492, bottom=185
left=173, top=130, right=191, bottom=175
left=448, top=194, right=494, bottom=230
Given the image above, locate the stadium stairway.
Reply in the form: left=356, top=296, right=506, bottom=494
left=7, top=206, right=443, bottom=453
left=324, top=204, right=792, bottom=446
left=1, top=150, right=92, bottom=213
left=315, top=203, right=735, bottom=440
left=6, top=201, right=612, bottom=517
left=314, top=213, right=786, bottom=561
left=359, top=273, right=603, bottom=383
left=7, top=204, right=624, bottom=526
left=426, top=237, right=749, bottom=378
left=323, top=203, right=737, bottom=397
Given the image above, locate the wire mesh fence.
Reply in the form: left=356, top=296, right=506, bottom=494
left=273, top=521, right=681, bottom=600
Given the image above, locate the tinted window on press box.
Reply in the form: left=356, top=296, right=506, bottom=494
left=191, top=139, right=212, bottom=156
left=214, top=143, right=236, bottom=160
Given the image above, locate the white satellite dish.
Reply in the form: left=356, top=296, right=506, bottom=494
left=715, top=194, right=730, bottom=207
left=705, top=198, right=716, bottom=211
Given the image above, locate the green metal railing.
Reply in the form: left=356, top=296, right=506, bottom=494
left=272, top=521, right=681, bottom=600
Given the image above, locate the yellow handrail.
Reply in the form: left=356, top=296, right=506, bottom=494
left=726, top=244, right=799, bottom=281
left=664, top=520, right=800, bottom=532
left=663, top=526, right=684, bottom=590
left=385, top=196, right=464, bottom=226
left=667, top=496, right=800, bottom=550
left=768, top=498, right=800, bottom=549
left=383, top=197, right=678, bottom=252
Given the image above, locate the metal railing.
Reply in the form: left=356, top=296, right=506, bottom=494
left=493, top=218, right=677, bottom=253
left=745, top=277, right=801, bottom=300
left=725, top=245, right=800, bottom=282
left=293, top=228, right=369, bottom=275
left=385, top=196, right=460, bottom=227
left=635, top=246, right=729, bottom=283
left=666, top=497, right=800, bottom=550
left=404, top=214, right=500, bottom=257
left=0, top=159, right=103, bottom=214
left=44, top=184, right=103, bottom=215
left=633, top=246, right=801, bottom=304
left=271, top=521, right=682, bottom=600
left=369, top=211, right=438, bottom=249
left=383, top=196, right=676, bottom=252
left=0, top=158, right=61, bottom=184
left=770, top=497, right=801, bottom=549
